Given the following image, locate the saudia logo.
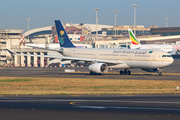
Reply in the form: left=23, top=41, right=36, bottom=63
left=59, top=30, right=65, bottom=44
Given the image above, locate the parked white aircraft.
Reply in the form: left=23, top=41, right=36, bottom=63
left=129, top=28, right=180, bottom=53
left=6, top=20, right=174, bottom=76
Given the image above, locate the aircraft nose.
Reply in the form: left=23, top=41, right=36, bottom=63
left=168, top=57, right=174, bottom=66
left=162, top=57, right=174, bottom=67
left=171, top=57, right=174, bottom=64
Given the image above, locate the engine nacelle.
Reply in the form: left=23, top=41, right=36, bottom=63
left=88, top=63, right=108, bottom=73
left=141, top=68, right=159, bottom=72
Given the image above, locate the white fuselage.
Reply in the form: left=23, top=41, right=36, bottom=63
left=131, top=44, right=180, bottom=53
left=25, top=43, right=92, bottom=49
left=63, top=48, right=174, bottom=69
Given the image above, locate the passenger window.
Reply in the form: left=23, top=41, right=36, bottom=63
left=162, top=55, right=171, bottom=57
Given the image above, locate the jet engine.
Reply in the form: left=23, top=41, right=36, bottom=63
left=141, top=68, right=159, bottom=72
left=88, top=63, right=108, bottom=73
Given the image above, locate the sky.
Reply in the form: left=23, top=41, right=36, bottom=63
left=0, top=0, right=180, bottom=33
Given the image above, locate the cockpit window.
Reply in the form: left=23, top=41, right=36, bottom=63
left=162, top=55, right=172, bottom=57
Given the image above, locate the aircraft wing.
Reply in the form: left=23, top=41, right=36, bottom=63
left=6, top=49, right=123, bottom=64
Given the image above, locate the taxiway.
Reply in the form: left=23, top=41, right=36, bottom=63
left=0, top=94, right=180, bottom=120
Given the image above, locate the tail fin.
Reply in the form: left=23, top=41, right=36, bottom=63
left=128, top=29, right=141, bottom=45
left=169, top=48, right=177, bottom=55
left=55, top=20, right=75, bottom=48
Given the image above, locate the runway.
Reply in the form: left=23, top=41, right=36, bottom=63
left=0, top=94, right=180, bottom=120
left=0, top=58, right=180, bottom=80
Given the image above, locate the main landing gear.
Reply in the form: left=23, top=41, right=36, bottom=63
left=119, top=69, right=131, bottom=75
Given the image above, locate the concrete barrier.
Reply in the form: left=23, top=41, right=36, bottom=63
left=65, top=69, right=75, bottom=73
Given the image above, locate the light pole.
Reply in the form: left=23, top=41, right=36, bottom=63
left=166, top=17, right=168, bottom=27
left=27, top=18, right=30, bottom=40
left=113, top=10, right=118, bottom=39
left=94, top=8, right=99, bottom=46
left=132, top=4, right=138, bottom=35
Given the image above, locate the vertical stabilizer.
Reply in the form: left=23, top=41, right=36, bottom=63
left=128, top=29, right=141, bottom=45
left=55, top=20, right=76, bottom=48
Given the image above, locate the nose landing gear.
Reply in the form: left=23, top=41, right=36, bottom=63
left=157, top=72, right=162, bottom=76
left=119, top=69, right=131, bottom=75
left=157, top=68, right=163, bottom=76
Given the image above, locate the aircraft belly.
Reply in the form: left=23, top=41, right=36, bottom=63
left=124, top=60, right=152, bottom=68
left=151, top=61, right=173, bottom=68
left=108, top=63, right=131, bottom=69
left=109, top=60, right=152, bottom=69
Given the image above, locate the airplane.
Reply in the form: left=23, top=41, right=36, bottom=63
left=129, top=28, right=180, bottom=53
left=6, top=20, right=174, bottom=76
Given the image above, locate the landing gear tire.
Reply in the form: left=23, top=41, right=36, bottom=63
left=94, top=72, right=97, bottom=75
left=119, top=70, right=131, bottom=75
left=124, top=70, right=127, bottom=75
left=127, top=70, right=131, bottom=75
left=157, top=68, right=163, bottom=76
left=157, top=72, right=162, bottom=76
left=120, top=70, right=124, bottom=75
left=90, top=71, right=94, bottom=75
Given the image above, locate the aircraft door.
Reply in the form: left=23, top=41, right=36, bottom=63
left=128, top=54, right=131, bottom=60
left=152, top=54, right=156, bottom=61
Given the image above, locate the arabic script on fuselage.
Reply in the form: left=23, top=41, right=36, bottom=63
left=112, top=50, right=147, bottom=55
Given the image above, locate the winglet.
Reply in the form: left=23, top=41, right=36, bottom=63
left=6, top=49, right=15, bottom=55
left=128, top=29, right=141, bottom=45
left=55, top=20, right=76, bottom=48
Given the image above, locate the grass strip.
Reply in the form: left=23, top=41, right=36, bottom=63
left=0, top=77, right=180, bottom=95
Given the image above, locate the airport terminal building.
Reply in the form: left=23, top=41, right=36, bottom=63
left=0, top=29, right=52, bottom=67
left=151, top=27, right=180, bottom=36
left=0, top=29, right=23, bottom=66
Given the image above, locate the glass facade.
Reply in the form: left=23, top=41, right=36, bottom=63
left=91, top=31, right=102, bottom=34
left=151, top=27, right=180, bottom=36
left=107, top=30, right=151, bottom=36
left=0, top=33, right=20, bottom=35
left=151, top=32, right=180, bottom=36
left=29, top=30, right=52, bottom=38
